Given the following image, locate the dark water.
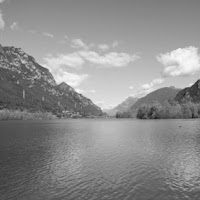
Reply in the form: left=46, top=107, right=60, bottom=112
left=1, top=119, right=200, bottom=200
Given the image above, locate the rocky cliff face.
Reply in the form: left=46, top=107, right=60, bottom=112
left=0, top=44, right=103, bottom=116
left=174, top=80, right=200, bottom=103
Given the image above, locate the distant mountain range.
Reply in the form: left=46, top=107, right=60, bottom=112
left=104, top=97, right=138, bottom=116
left=2, top=44, right=200, bottom=119
left=0, top=44, right=103, bottom=117
left=105, top=87, right=182, bottom=117
left=130, top=87, right=181, bottom=112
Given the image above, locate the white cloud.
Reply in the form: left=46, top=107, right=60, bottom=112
left=54, top=71, right=88, bottom=87
left=129, top=86, right=134, bottom=90
left=78, top=50, right=139, bottom=67
left=130, top=78, right=164, bottom=98
left=71, top=39, right=89, bottom=50
left=130, top=89, right=153, bottom=99
left=42, top=64, right=87, bottom=87
left=142, top=78, right=164, bottom=90
left=42, top=32, right=54, bottom=38
left=157, top=46, right=200, bottom=77
left=44, top=53, right=84, bottom=69
left=98, top=44, right=109, bottom=51
left=10, top=22, right=19, bottom=31
left=71, top=38, right=120, bottom=52
left=43, top=53, right=87, bottom=86
left=0, top=10, right=5, bottom=30
left=44, top=49, right=139, bottom=73
left=43, top=39, right=139, bottom=85
left=0, top=0, right=6, bottom=3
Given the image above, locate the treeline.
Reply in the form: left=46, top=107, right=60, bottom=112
left=116, top=111, right=133, bottom=118
left=0, top=109, right=57, bottom=120
left=137, top=101, right=200, bottom=119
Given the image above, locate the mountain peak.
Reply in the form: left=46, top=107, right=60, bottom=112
left=60, top=81, right=69, bottom=86
left=0, top=44, right=4, bottom=55
left=0, top=44, right=103, bottom=117
left=175, top=79, right=200, bottom=103
left=195, top=79, right=200, bottom=85
left=58, top=82, right=75, bottom=92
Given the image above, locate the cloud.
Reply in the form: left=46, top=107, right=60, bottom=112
left=10, top=22, right=19, bottom=31
left=42, top=63, right=88, bottom=87
left=44, top=53, right=85, bottom=69
left=28, top=30, right=54, bottom=38
left=98, top=44, right=109, bottom=51
left=130, top=89, right=153, bottom=98
left=129, top=86, right=134, bottom=90
left=141, top=78, right=164, bottom=90
left=0, top=0, right=6, bottom=3
left=0, top=10, right=5, bottom=30
left=44, top=48, right=139, bottom=70
left=43, top=53, right=87, bottom=86
left=71, top=38, right=120, bottom=52
left=42, top=32, right=54, bottom=38
left=78, top=50, right=139, bottom=67
left=130, top=78, right=164, bottom=98
left=157, top=46, right=200, bottom=77
left=43, top=39, right=139, bottom=85
left=71, top=39, right=89, bottom=50
left=54, top=71, right=88, bottom=87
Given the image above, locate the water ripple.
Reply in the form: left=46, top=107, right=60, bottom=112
left=0, top=119, right=200, bottom=200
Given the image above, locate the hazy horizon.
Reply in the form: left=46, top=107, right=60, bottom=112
left=1, top=0, right=200, bottom=109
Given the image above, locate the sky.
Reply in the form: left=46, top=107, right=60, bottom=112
left=1, top=0, right=200, bottom=109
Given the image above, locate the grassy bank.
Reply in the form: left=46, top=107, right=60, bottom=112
left=0, top=109, right=58, bottom=120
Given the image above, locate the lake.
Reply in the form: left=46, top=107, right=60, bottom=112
left=0, top=119, right=200, bottom=200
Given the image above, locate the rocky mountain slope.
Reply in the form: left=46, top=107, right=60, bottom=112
left=130, top=87, right=181, bottom=112
left=174, top=80, right=200, bottom=103
left=0, top=44, right=103, bottom=116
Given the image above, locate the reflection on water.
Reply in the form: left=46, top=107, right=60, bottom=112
left=0, top=119, right=200, bottom=200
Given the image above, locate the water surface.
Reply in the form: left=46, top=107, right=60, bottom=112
left=1, top=119, right=200, bottom=200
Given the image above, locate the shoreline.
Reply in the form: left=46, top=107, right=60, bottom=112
left=0, top=109, right=108, bottom=120
left=0, top=109, right=58, bottom=120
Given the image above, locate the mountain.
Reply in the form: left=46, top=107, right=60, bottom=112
left=0, top=44, right=103, bottom=116
left=174, top=80, right=200, bottom=103
left=130, top=87, right=181, bottom=113
left=104, top=97, right=138, bottom=116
